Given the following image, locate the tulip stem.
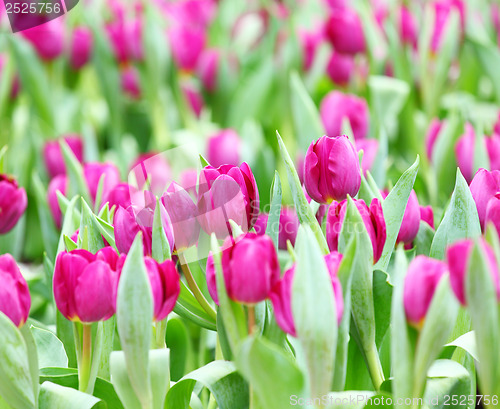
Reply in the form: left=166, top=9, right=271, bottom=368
left=247, top=306, right=256, bottom=335
left=79, top=324, right=93, bottom=393
left=155, top=319, right=167, bottom=349
left=178, top=253, right=217, bottom=321
left=365, top=344, right=384, bottom=391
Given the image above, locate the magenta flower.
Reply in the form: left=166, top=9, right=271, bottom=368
left=425, top=119, right=444, bottom=162
left=197, top=163, right=259, bottom=239
left=326, top=51, right=355, bottom=86
left=168, top=25, right=205, bottom=72
left=320, top=91, right=369, bottom=140
left=469, top=168, right=500, bottom=230
left=455, top=123, right=477, bottom=183
left=252, top=207, right=300, bottom=250
left=197, top=48, right=219, bottom=92
left=304, top=135, right=361, bottom=204
left=43, top=134, right=84, bottom=179
left=206, top=129, right=242, bottom=168
left=431, top=0, right=465, bottom=53
left=144, top=257, right=180, bottom=321
left=396, top=190, right=421, bottom=245
left=0, top=175, right=27, bottom=234
left=399, top=6, right=418, bottom=48
left=104, top=183, right=136, bottom=212
left=48, top=174, right=67, bottom=229
left=121, top=66, right=141, bottom=99
left=403, top=256, right=447, bottom=328
left=83, top=162, right=121, bottom=204
left=70, top=27, right=94, bottom=70
left=485, top=194, right=500, bottom=238
left=53, top=247, right=123, bottom=323
left=130, top=153, right=172, bottom=195
left=299, top=29, right=323, bottom=71
left=486, top=133, right=500, bottom=171
left=182, top=83, right=204, bottom=118
left=325, top=7, right=365, bottom=55
left=270, top=252, right=344, bottom=337
left=21, top=19, right=64, bottom=61
left=447, top=239, right=500, bottom=305
left=206, top=233, right=280, bottom=305
left=0, top=254, right=30, bottom=327
left=326, top=198, right=386, bottom=263
left=420, top=205, right=435, bottom=229
left=357, top=139, right=379, bottom=175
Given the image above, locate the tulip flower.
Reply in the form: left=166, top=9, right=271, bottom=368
left=447, top=239, right=500, bottom=305
left=106, top=18, right=143, bottom=64
left=0, top=254, right=30, bottom=327
left=179, top=168, right=199, bottom=196
left=270, top=252, right=344, bottom=337
left=206, top=233, right=280, bottom=305
left=485, top=194, right=500, bottom=238
left=197, top=163, right=259, bottom=239
left=320, top=91, right=369, bottom=140
left=252, top=207, right=300, bottom=250
left=168, top=25, right=205, bottom=72
left=425, top=119, right=444, bottom=162
left=396, top=190, right=420, bottom=245
left=70, top=27, right=94, bottom=70
left=121, top=66, right=141, bottom=99
left=299, top=29, right=323, bottom=71
left=130, top=153, right=172, bottom=195
left=326, top=198, right=386, bottom=263
left=455, top=123, right=477, bottom=183
left=399, top=6, right=418, bottom=48
left=357, top=139, right=379, bottom=175
left=420, top=205, right=435, bottom=229
left=43, top=134, right=84, bottom=178
left=144, top=257, right=180, bottom=321
left=303, top=135, right=361, bottom=204
left=403, top=256, right=447, bottom=328
left=431, top=0, right=465, bottom=54
left=105, top=183, right=136, bottom=212
left=21, top=19, right=64, bottom=61
left=48, top=174, right=67, bottom=229
left=53, top=247, right=122, bottom=323
left=325, top=8, right=365, bottom=55
left=206, top=129, right=241, bottom=168
left=161, top=182, right=200, bottom=251
left=469, top=168, right=500, bottom=230
left=486, top=133, right=500, bottom=171
left=197, top=48, right=219, bottom=92
left=326, top=51, right=355, bottom=86
left=253, top=213, right=268, bottom=236
left=0, top=174, right=28, bottom=234
left=182, top=83, right=204, bottom=118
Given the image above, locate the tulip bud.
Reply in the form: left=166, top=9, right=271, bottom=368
left=485, top=194, right=500, bottom=238
left=320, top=91, right=369, bottom=140
left=357, top=139, right=379, bottom=175
left=206, top=129, right=242, bottom=168
left=420, top=205, right=435, bottom=229
left=270, top=252, right=344, bottom=337
left=486, top=133, right=500, bottom=171
left=325, top=8, right=366, bottom=55
left=179, top=168, right=199, bottom=196
left=447, top=239, right=500, bottom=305
left=326, top=50, right=355, bottom=86
left=121, top=66, right=141, bottom=99
left=253, top=213, right=268, bottom=236
left=168, top=25, right=205, bottom=71
left=182, top=83, right=204, bottom=118
left=299, top=29, right=323, bottom=71
left=326, top=198, right=386, bottom=263
left=47, top=174, right=67, bottom=229
left=0, top=175, right=28, bottom=234
left=206, top=233, right=280, bottom=305
left=83, top=162, right=121, bottom=205
left=161, top=182, right=200, bottom=251
left=21, top=19, right=64, bottom=61
left=304, top=135, right=361, bottom=204
left=130, top=153, right=172, bottom=196
left=425, top=119, right=444, bottom=162
left=431, top=0, right=465, bottom=54
left=70, top=27, right=93, bottom=70
left=43, top=134, right=84, bottom=178
left=197, top=163, right=259, bottom=239
left=53, top=247, right=122, bottom=323
left=105, top=183, right=136, bottom=212
left=396, top=190, right=420, bottom=245
left=455, top=123, right=478, bottom=183
left=399, top=6, right=418, bottom=48
left=252, top=208, right=299, bottom=250
left=197, top=48, right=219, bottom=92
left=144, top=257, right=180, bottom=321
left=0, top=254, right=31, bottom=327
left=469, top=168, right=500, bottom=230
left=403, top=256, right=447, bottom=328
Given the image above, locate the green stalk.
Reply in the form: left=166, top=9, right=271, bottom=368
left=79, top=324, right=93, bottom=393
left=155, top=319, right=167, bottom=349
left=365, top=344, right=385, bottom=391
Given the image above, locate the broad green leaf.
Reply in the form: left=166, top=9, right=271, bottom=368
left=115, top=234, right=153, bottom=408
left=152, top=198, right=171, bottom=262
left=376, top=156, right=420, bottom=270
left=149, top=349, right=170, bottom=409
left=430, top=169, right=481, bottom=259
left=445, top=331, right=478, bottom=362
left=38, top=382, right=105, bottom=409
left=19, top=324, right=39, bottom=408
left=57, top=195, right=80, bottom=255
left=31, top=326, right=68, bottom=369
left=166, top=317, right=190, bottom=382
left=165, top=361, right=248, bottom=409
left=414, top=221, right=435, bottom=256
left=109, top=353, right=142, bottom=409
left=0, top=313, right=36, bottom=409
left=373, top=270, right=393, bottom=348
left=236, top=336, right=305, bottom=409
left=265, top=171, right=282, bottom=250
left=79, top=199, right=105, bottom=253
left=293, top=225, right=337, bottom=398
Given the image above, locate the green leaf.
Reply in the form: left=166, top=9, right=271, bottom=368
left=57, top=195, right=80, bottom=255
left=293, top=225, right=337, bottom=398
left=115, top=234, right=153, bottom=408
left=376, top=156, right=420, bottom=271
left=60, top=141, right=91, bottom=204
left=19, top=324, right=39, bottom=409
left=265, top=172, right=282, bottom=250
left=79, top=199, right=105, bottom=253
left=199, top=154, right=210, bottom=168
left=430, top=169, right=481, bottom=259
left=165, top=361, right=248, bottom=409
left=324, top=391, right=375, bottom=409
left=290, top=71, right=324, bottom=152
left=236, top=336, right=305, bottom=409
left=414, top=221, right=435, bottom=256
left=31, top=326, right=68, bottom=369
left=152, top=198, right=171, bottom=262
left=38, top=382, right=105, bottom=409
left=0, top=313, right=36, bottom=409
left=149, top=349, right=170, bottom=409
left=109, top=353, right=142, bottom=409
left=173, top=281, right=217, bottom=331
left=445, top=331, right=478, bottom=362
left=166, top=317, right=189, bottom=382
left=93, top=216, right=118, bottom=251
left=276, top=131, right=329, bottom=254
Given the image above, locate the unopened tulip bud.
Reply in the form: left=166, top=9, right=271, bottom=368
left=420, top=205, right=435, bottom=229
left=43, top=134, right=84, bottom=178
left=206, top=129, right=241, bottom=168
left=168, top=25, right=205, bottom=71
left=304, top=135, right=361, bottom=204
left=399, top=6, right=418, bottom=48
left=469, top=168, right=500, bottom=230
left=431, top=0, right=465, bottom=53
left=206, top=233, right=280, bottom=305
left=130, top=153, right=172, bottom=196
left=0, top=175, right=27, bottom=234
left=83, top=162, right=121, bottom=204
left=486, top=133, right=500, bottom=171
left=403, top=256, right=447, bottom=328
left=121, top=66, right=141, bottom=99
left=21, top=19, right=64, bottom=61
left=270, top=252, right=344, bottom=337
left=70, top=27, right=93, bottom=70
left=197, top=48, right=219, bottom=92
left=357, top=139, right=379, bottom=175
left=0, top=254, right=30, bottom=327
left=396, top=190, right=420, bottom=245
left=325, top=8, right=365, bottom=55
left=455, top=123, right=478, bottom=183
left=425, top=119, right=444, bottom=162
left=326, top=51, right=355, bottom=86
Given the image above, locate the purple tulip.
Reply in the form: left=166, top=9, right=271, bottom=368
left=485, top=194, right=500, bottom=237
left=252, top=207, right=299, bottom=250
left=197, top=163, right=259, bottom=239
left=106, top=18, right=143, bottom=64
left=326, top=198, right=386, bottom=263
left=320, top=91, right=369, bottom=140
left=53, top=247, right=123, bottom=323
left=325, top=8, right=365, bottom=55
left=182, top=83, right=204, bottom=118
left=304, top=135, right=361, bottom=204
left=396, top=190, right=421, bottom=245
left=197, top=48, right=219, bottom=92
left=144, top=257, right=180, bottom=321
left=70, top=27, right=93, bottom=70
left=431, top=0, right=465, bottom=53
left=403, top=256, right=447, bottom=328
left=253, top=213, right=268, bottom=236
left=357, top=139, right=379, bottom=175
left=83, top=162, right=121, bottom=204
left=206, top=129, right=242, bottom=168
left=0, top=254, right=30, bottom=327
left=130, top=153, right=172, bottom=196
left=455, top=123, right=478, bottom=183
left=399, top=6, right=418, bottom=48
left=447, top=239, right=500, bottom=305
left=43, top=134, right=84, bottom=178
left=121, top=66, right=141, bottom=99
left=48, top=174, right=67, bottom=229
left=270, top=252, right=344, bottom=337
left=206, top=233, right=280, bottom=305
left=21, top=19, right=64, bottom=61
left=0, top=175, right=27, bottom=234
left=326, top=50, right=355, bottom=86
left=425, top=119, right=444, bottom=162
left=420, top=205, right=435, bottom=229
left=105, top=183, right=136, bottom=212
left=469, top=168, right=500, bottom=230
left=168, top=25, right=205, bottom=72
left=179, top=168, right=199, bottom=196
left=486, top=133, right=500, bottom=171
left=161, top=182, right=200, bottom=251
left=299, top=29, right=323, bottom=71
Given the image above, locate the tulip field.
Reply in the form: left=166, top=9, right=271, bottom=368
left=3, top=0, right=500, bottom=408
